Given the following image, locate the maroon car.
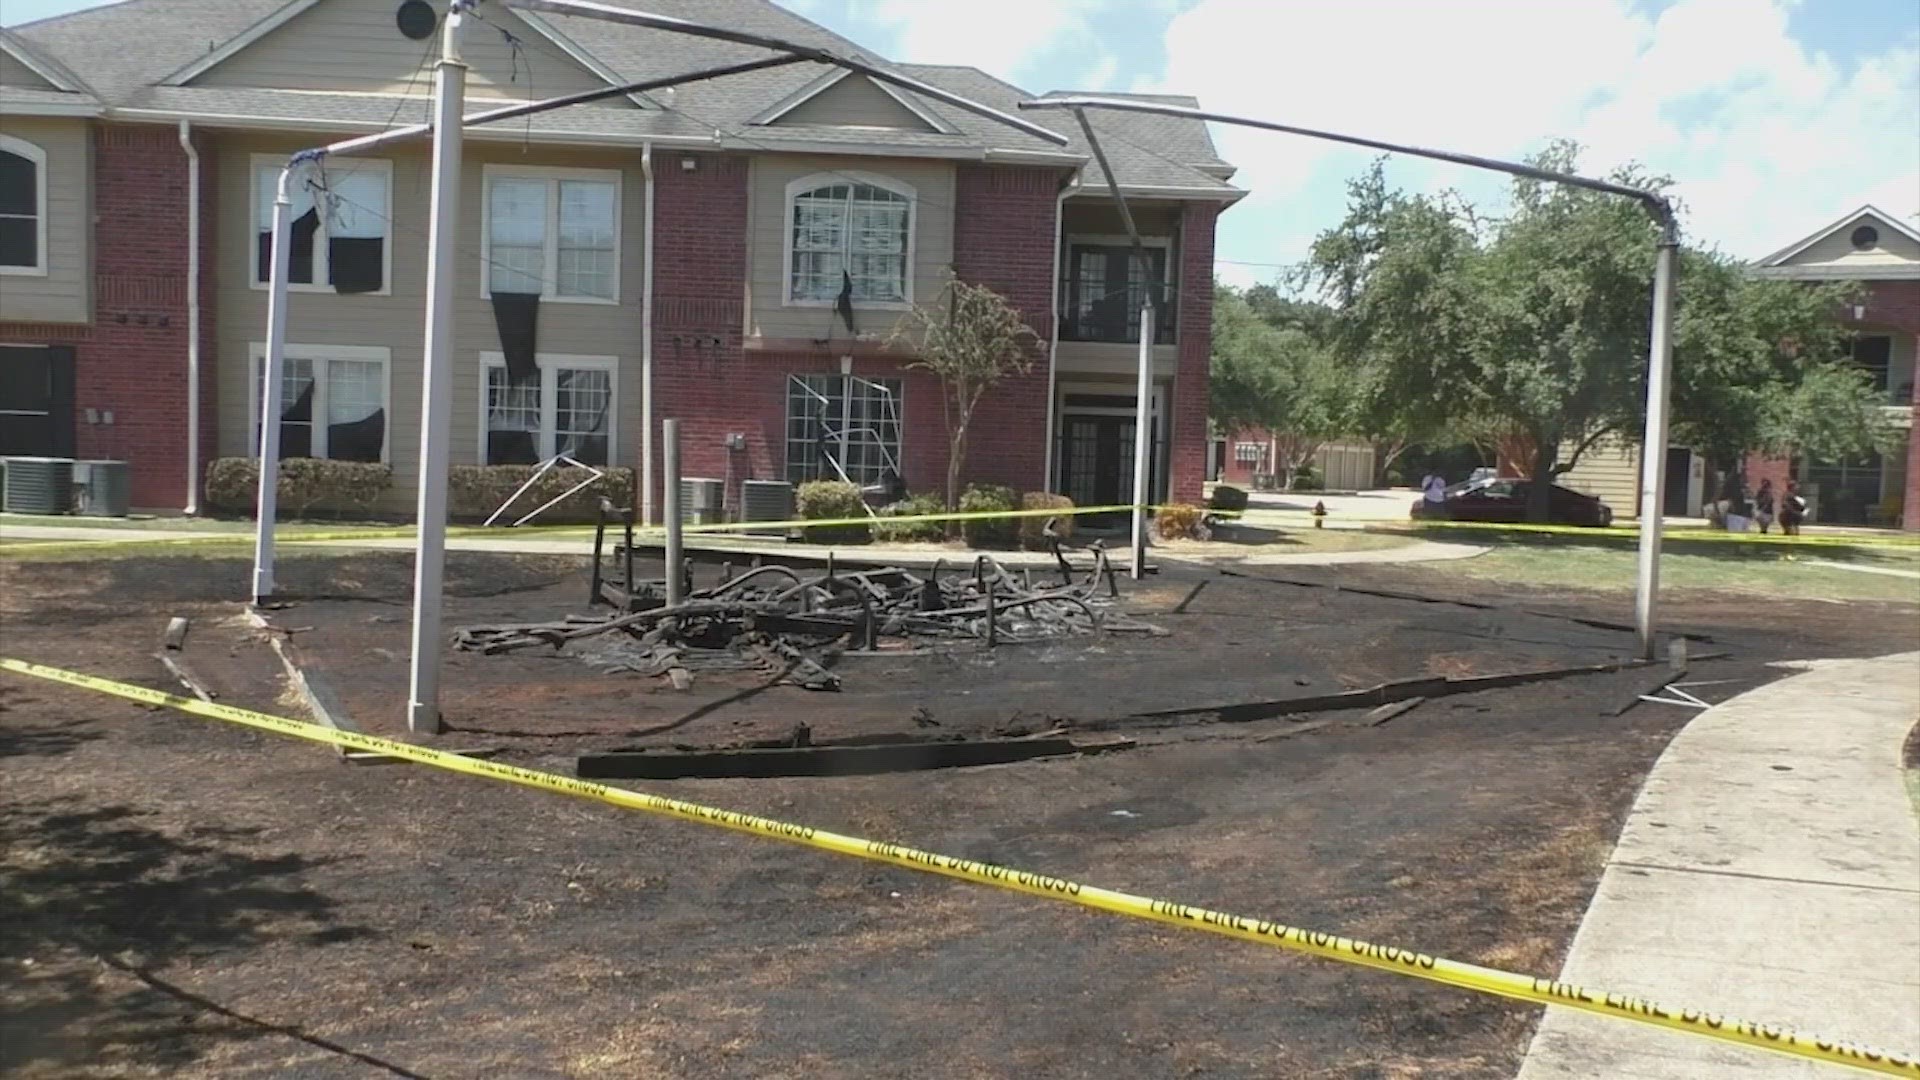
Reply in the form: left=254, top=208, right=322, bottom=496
left=1410, top=478, right=1614, bottom=527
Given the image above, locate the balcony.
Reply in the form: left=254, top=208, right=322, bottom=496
left=1058, top=279, right=1176, bottom=345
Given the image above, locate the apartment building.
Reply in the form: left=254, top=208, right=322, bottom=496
left=0, top=0, right=1242, bottom=515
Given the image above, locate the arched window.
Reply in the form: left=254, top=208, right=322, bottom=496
left=786, top=173, right=914, bottom=305
left=0, top=135, right=48, bottom=275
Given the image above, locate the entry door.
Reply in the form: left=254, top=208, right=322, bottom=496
left=1059, top=415, right=1150, bottom=511
left=1663, top=447, right=1692, bottom=517
left=0, top=345, right=76, bottom=457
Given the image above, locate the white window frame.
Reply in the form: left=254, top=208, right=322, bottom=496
left=480, top=164, right=622, bottom=305
left=247, top=342, right=393, bottom=463
left=477, top=352, right=619, bottom=464
left=782, top=171, right=916, bottom=310
left=249, top=155, right=394, bottom=296
left=0, top=134, right=49, bottom=277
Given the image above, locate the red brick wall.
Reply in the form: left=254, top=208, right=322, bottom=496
left=648, top=159, right=1069, bottom=515
left=1171, top=202, right=1217, bottom=503
left=649, top=152, right=751, bottom=516
left=0, top=123, right=214, bottom=511
left=949, top=165, right=1058, bottom=494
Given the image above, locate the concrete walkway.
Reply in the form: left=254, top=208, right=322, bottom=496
left=0, top=523, right=215, bottom=543
left=1516, top=652, right=1920, bottom=1078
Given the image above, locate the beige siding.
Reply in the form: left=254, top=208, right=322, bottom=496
left=776, top=75, right=935, bottom=130
left=1060, top=202, right=1182, bottom=237
left=195, top=0, right=618, bottom=102
left=1055, top=341, right=1178, bottom=379
left=0, top=115, right=90, bottom=325
left=215, top=135, right=646, bottom=505
left=1781, top=216, right=1920, bottom=268
left=1557, top=435, right=1640, bottom=517
left=1315, top=441, right=1377, bottom=491
left=745, top=154, right=955, bottom=342
left=0, top=50, right=58, bottom=89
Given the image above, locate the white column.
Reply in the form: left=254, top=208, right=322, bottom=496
left=1130, top=296, right=1153, bottom=579
left=405, top=4, right=469, bottom=734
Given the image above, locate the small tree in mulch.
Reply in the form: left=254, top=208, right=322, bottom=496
left=892, top=273, right=1041, bottom=519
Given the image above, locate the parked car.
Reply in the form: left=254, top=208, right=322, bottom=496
left=1410, top=478, right=1614, bottom=527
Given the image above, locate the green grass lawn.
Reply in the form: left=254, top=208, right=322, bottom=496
left=1426, top=530, right=1920, bottom=602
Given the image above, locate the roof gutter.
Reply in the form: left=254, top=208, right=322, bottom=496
left=177, top=119, right=202, bottom=515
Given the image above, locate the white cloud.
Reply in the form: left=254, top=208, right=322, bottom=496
left=852, top=0, right=1111, bottom=84
left=1152, top=0, right=1920, bottom=267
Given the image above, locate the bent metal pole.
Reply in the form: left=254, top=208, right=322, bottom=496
left=250, top=165, right=297, bottom=605
left=1021, top=95, right=1682, bottom=646
left=406, top=0, right=471, bottom=734
left=1635, top=224, right=1680, bottom=658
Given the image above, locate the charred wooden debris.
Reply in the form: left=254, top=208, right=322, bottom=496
left=453, top=514, right=1164, bottom=689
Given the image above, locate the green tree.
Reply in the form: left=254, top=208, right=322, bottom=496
left=1210, top=286, right=1352, bottom=488
left=1306, top=146, right=1891, bottom=521
left=892, top=274, right=1041, bottom=514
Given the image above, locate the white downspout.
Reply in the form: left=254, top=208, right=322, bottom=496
left=640, top=141, right=656, bottom=524
left=1041, top=179, right=1073, bottom=493
left=178, top=120, right=201, bottom=514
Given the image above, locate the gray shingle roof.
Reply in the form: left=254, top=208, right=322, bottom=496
left=11, top=0, right=1236, bottom=195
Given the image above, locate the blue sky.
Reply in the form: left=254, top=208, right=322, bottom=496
left=9, top=0, right=1918, bottom=287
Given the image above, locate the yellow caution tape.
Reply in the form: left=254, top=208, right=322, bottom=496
left=1364, top=518, right=1919, bottom=549
left=1, top=504, right=1239, bottom=554
left=3, top=656, right=1913, bottom=1076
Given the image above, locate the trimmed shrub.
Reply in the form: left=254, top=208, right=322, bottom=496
left=1385, top=468, right=1405, bottom=487
left=872, top=493, right=946, bottom=544
left=958, top=483, right=1018, bottom=549
left=1290, top=465, right=1323, bottom=492
left=447, top=464, right=633, bottom=523
left=203, top=457, right=393, bottom=519
left=1207, top=484, right=1249, bottom=513
left=1018, top=491, right=1075, bottom=551
left=1154, top=503, right=1208, bottom=540
left=796, top=480, right=870, bottom=544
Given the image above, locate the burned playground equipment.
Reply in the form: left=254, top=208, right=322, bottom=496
left=453, top=501, right=1165, bottom=690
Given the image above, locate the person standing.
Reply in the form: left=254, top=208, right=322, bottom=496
left=1420, top=470, right=1449, bottom=517
left=1753, top=478, right=1777, bottom=534
left=1780, top=481, right=1807, bottom=536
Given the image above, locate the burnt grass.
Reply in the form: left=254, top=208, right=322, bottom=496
left=2, top=549, right=1914, bottom=1078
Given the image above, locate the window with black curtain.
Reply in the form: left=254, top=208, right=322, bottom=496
left=0, top=147, right=40, bottom=269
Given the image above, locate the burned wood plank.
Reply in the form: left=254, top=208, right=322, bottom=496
left=1364, top=696, right=1425, bottom=727
left=576, top=737, right=1087, bottom=780
left=154, top=653, right=214, bottom=703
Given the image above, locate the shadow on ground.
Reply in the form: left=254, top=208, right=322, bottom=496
left=0, top=793, right=390, bottom=1077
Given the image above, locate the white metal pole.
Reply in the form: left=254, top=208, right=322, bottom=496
left=1634, top=236, right=1679, bottom=659
left=406, top=3, right=470, bottom=734
left=663, top=418, right=683, bottom=607
left=1130, top=295, right=1153, bottom=579
left=178, top=120, right=202, bottom=515
left=251, top=166, right=296, bottom=604
left=640, top=142, right=657, bottom=525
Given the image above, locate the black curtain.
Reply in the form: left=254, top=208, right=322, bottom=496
left=328, top=237, right=384, bottom=294
left=490, top=292, right=540, bottom=385
left=257, top=207, right=321, bottom=285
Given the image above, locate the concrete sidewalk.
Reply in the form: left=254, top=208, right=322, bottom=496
left=1516, top=652, right=1920, bottom=1078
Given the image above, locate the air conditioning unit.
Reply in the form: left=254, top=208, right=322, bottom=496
left=679, top=477, right=723, bottom=525
left=740, top=479, right=794, bottom=535
left=2, top=456, right=76, bottom=515
left=73, top=459, right=131, bottom=518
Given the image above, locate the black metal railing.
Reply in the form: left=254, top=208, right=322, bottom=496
left=1058, top=279, right=1176, bottom=344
